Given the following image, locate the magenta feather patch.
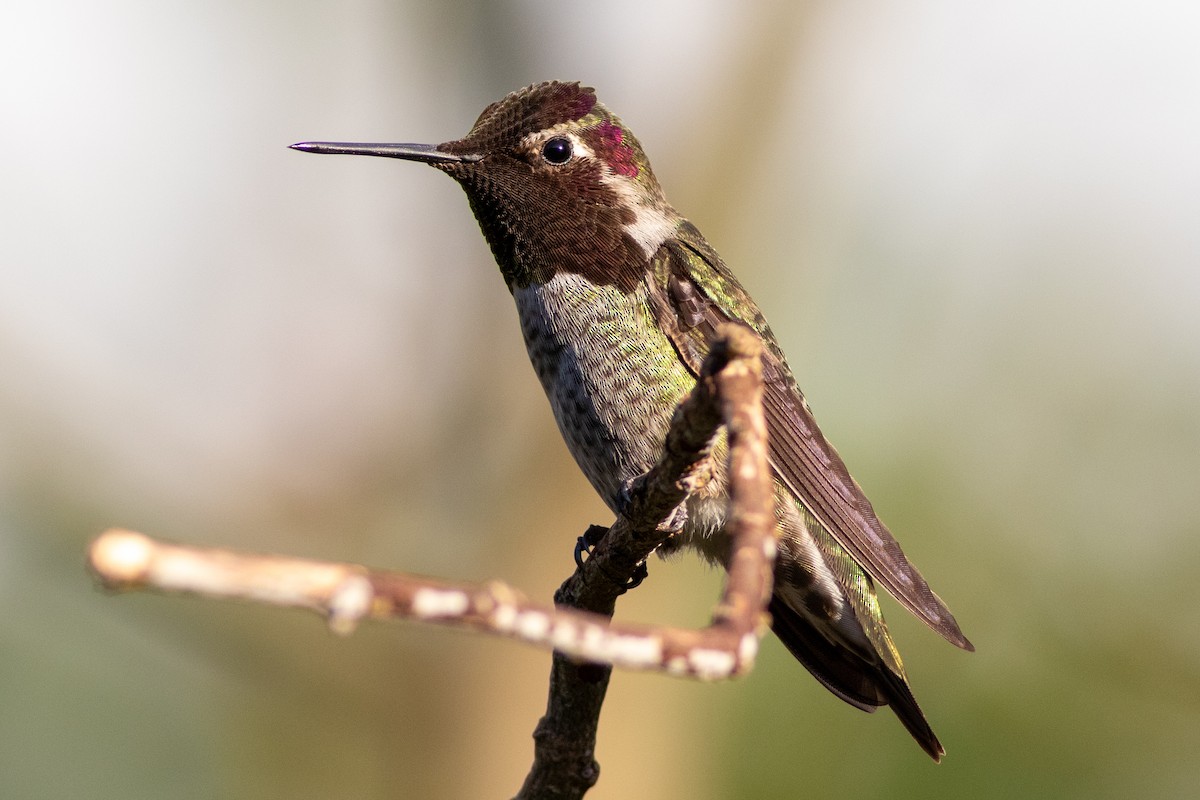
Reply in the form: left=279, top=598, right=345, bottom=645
left=589, top=120, right=638, bottom=178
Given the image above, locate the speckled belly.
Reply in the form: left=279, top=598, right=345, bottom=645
left=512, top=273, right=698, bottom=512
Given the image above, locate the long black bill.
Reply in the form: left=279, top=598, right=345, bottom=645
left=289, top=141, right=480, bottom=164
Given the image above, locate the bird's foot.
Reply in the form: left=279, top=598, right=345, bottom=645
left=573, top=524, right=648, bottom=593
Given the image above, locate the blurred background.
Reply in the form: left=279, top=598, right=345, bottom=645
left=3, top=1, right=1199, bottom=797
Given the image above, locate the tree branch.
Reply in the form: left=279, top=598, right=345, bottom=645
left=516, top=323, right=772, bottom=799
left=86, top=323, right=773, bottom=800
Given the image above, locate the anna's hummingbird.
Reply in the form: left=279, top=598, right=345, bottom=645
left=293, top=81, right=972, bottom=760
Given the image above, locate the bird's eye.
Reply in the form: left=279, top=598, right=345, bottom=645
left=541, top=137, right=573, bottom=165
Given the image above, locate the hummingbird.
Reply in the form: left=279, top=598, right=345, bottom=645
left=292, top=81, right=972, bottom=760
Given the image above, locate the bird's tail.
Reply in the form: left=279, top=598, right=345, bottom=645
left=767, top=595, right=944, bottom=761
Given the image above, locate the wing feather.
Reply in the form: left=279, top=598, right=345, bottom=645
left=648, top=223, right=972, bottom=651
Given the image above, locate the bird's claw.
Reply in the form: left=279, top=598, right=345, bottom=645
left=615, top=477, right=642, bottom=520
left=573, top=525, right=608, bottom=569
left=573, top=524, right=648, bottom=593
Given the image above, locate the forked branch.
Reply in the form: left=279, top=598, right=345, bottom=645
left=517, top=323, right=774, bottom=800
left=87, top=323, right=774, bottom=800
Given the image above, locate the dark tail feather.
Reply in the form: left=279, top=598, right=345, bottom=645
left=768, top=596, right=945, bottom=761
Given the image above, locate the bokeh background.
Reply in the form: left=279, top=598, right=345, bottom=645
left=3, top=1, right=1199, bottom=798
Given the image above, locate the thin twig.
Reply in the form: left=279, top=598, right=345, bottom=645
left=88, top=526, right=750, bottom=673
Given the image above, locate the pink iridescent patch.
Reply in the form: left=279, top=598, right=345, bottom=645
left=591, top=120, right=638, bottom=177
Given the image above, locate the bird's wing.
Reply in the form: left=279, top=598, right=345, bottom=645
left=646, top=221, right=972, bottom=651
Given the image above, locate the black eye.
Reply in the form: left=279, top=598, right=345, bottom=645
left=541, top=137, right=573, bottom=165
